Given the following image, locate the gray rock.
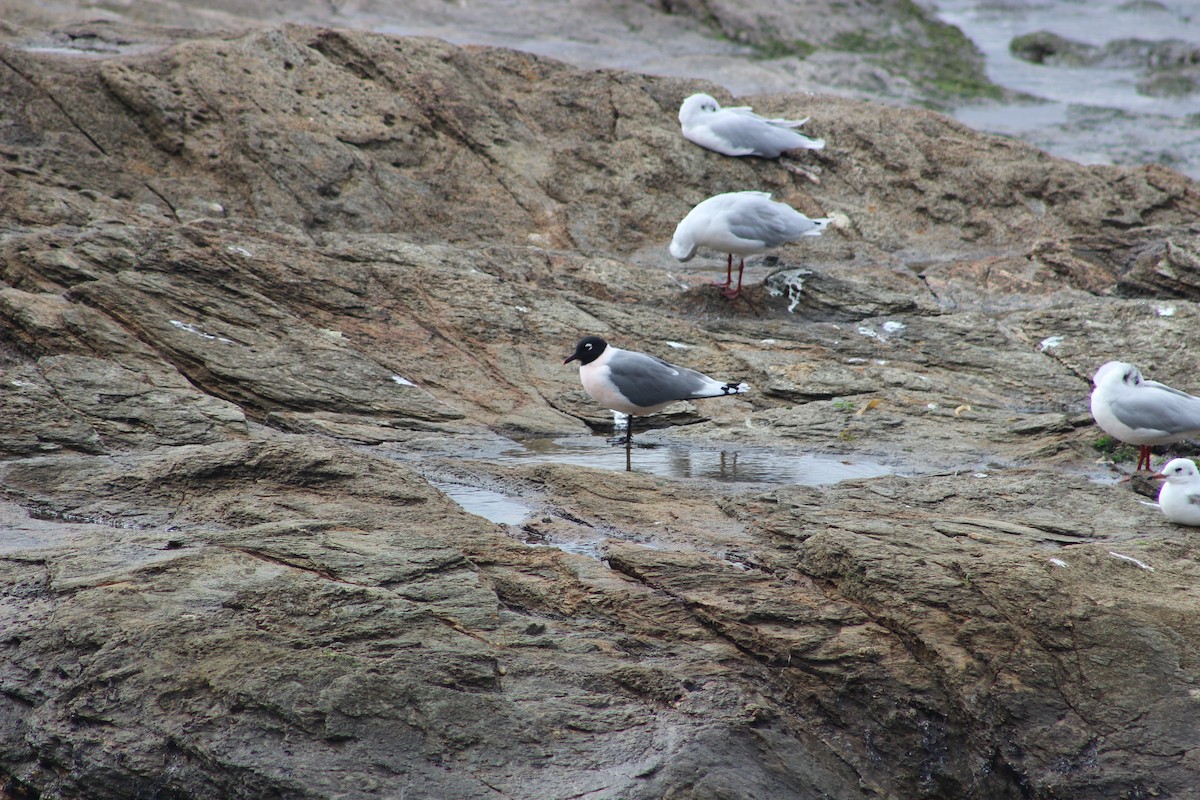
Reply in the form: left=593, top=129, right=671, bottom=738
left=1010, top=31, right=1100, bottom=67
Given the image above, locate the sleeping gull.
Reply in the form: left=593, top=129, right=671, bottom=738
left=679, top=93, right=825, bottom=158
left=670, top=191, right=830, bottom=299
left=564, top=335, right=749, bottom=467
left=1090, top=360, right=1200, bottom=471
left=1151, top=457, right=1200, bottom=526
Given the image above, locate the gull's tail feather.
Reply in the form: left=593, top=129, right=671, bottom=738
left=689, top=379, right=751, bottom=400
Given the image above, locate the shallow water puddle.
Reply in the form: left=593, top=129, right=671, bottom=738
left=501, top=435, right=894, bottom=485
left=429, top=481, right=534, bottom=526
left=526, top=538, right=603, bottom=559
left=427, top=478, right=605, bottom=557
left=417, top=436, right=896, bottom=557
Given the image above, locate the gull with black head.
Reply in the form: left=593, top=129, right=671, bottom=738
left=563, top=336, right=749, bottom=468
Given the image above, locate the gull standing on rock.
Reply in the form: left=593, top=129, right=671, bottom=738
left=1090, top=360, right=1200, bottom=471
left=1151, top=457, right=1200, bottom=526
left=563, top=336, right=749, bottom=468
left=678, top=93, right=825, bottom=158
left=670, top=191, right=830, bottom=299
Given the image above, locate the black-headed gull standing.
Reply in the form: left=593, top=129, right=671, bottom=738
left=670, top=191, right=830, bottom=299
left=563, top=336, right=749, bottom=467
left=1090, top=360, right=1200, bottom=471
left=678, top=93, right=825, bottom=158
left=1151, top=457, right=1200, bottom=526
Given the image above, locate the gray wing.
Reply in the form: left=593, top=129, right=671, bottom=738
left=608, top=351, right=718, bottom=408
left=707, top=112, right=820, bottom=158
left=1110, top=386, right=1200, bottom=435
left=726, top=197, right=825, bottom=247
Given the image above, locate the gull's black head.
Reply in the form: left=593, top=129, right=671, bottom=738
left=564, top=336, right=608, bottom=366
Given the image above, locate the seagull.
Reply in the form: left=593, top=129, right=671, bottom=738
left=670, top=191, right=830, bottom=299
left=678, top=93, right=825, bottom=158
left=563, top=336, right=749, bottom=464
left=1090, top=360, right=1200, bottom=471
left=1151, top=457, right=1200, bottom=526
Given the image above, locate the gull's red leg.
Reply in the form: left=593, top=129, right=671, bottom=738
left=712, top=253, right=733, bottom=289
left=1138, top=445, right=1152, bottom=471
left=722, top=258, right=746, bottom=299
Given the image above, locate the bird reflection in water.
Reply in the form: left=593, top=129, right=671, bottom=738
left=663, top=448, right=741, bottom=479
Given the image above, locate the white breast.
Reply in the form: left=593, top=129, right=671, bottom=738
left=1160, top=486, right=1200, bottom=526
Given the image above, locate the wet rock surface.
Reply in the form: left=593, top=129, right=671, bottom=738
left=0, top=0, right=996, bottom=108
left=2, top=20, right=1200, bottom=800
left=1011, top=31, right=1200, bottom=98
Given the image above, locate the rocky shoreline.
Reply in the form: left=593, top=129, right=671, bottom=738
left=3, top=18, right=1200, bottom=800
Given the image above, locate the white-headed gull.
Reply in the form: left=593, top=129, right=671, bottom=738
left=670, top=191, right=830, bottom=299
left=679, top=93, right=824, bottom=158
left=1090, top=360, right=1200, bottom=471
left=563, top=336, right=748, bottom=454
left=1151, top=457, right=1200, bottom=526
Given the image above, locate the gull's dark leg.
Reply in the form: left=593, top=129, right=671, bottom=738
left=712, top=253, right=733, bottom=289
left=1138, top=445, right=1152, bottom=471
left=625, top=415, right=633, bottom=472
left=723, top=258, right=746, bottom=299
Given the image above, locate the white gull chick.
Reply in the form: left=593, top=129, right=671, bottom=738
left=670, top=191, right=830, bottom=299
left=563, top=336, right=749, bottom=454
left=1090, top=360, right=1200, bottom=471
left=679, top=93, right=825, bottom=158
left=1151, top=458, right=1200, bottom=526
